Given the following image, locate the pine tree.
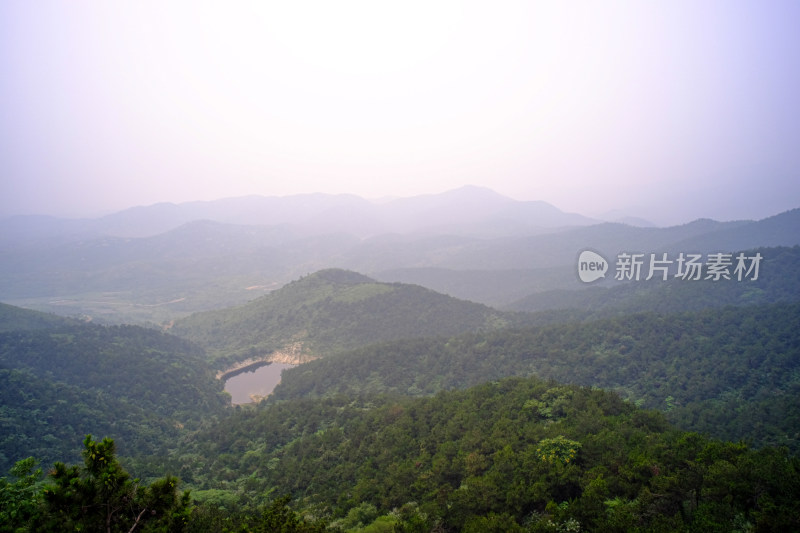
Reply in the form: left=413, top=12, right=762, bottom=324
left=35, top=435, right=189, bottom=533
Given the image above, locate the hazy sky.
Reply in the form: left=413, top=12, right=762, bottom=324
left=2, top=1, right=799, bottom=224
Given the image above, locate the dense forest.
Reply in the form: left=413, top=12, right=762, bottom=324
left=0, top=302, right=81, bottom=332
left=0, top=312, right=228, bottom=472
left=4, top=378, right=799, bottom=532
left=1, top=243, right=800, bottom=531
left=175, top=377, right=799, bottom=532
left=272, top=302, right=800, bottom=453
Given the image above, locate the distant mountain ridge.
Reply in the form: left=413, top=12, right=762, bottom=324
left=668, top=208, right=800, bottom=252
left=1, top=188, right=797, bottom=323
left=505, top=245, right=800, bottom=314
left=0, top=186, right=596, bottom=244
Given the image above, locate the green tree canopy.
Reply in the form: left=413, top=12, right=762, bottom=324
left=35, top=435, right=189, bottom=533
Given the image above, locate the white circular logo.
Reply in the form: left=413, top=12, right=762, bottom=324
left=577, top=250, right=608, bottom=283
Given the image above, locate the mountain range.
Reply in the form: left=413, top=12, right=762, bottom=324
left=0, top=186, right=595, bottom=245
left=1, top=187, right=798, bottom=322
left=2, top=186, right=800, bottom=530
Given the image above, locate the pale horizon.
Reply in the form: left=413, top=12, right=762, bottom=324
left=6, top=184, right=794, bottom=229
left=3, top=2, right=800, bottom=225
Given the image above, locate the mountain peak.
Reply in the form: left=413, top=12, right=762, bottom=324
left=306, top=269, right=375, bottom=285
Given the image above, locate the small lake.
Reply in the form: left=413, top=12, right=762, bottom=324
left=224, top=363, right=296, bottom=404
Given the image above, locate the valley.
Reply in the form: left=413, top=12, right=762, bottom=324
left=6, top=0, right=800, bottom=527
left=2, top=191, right=797, bottom=326
left=1, top=191, right=799, bottom=531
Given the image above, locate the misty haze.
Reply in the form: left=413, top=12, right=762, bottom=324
left=2, top=2, right=800, bottom=531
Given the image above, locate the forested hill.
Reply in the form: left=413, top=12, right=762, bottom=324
left=271, top=301, right=800, bottom=452
left=0, top=307, right=229, bottom=473
left=0, top=301, right=82, bottom=332
left=174, top=376, right=800, bottom=531
left=169, top=268, right=521, bottom=367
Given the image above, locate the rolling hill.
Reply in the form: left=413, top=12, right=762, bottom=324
left=0, top=304, right=228, bottom=472
left=0, top=301, right=82, bottom=332
left=174, top=376, right=800, bottom=531
left=2, top=201, right=800, bottom=531
left=169, top=269, right=523, bottom=368
left=270, top=301, right=800, bottom=453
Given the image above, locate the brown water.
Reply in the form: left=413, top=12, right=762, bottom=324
left=223, top=362, right=296, bottom=404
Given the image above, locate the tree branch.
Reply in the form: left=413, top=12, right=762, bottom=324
left=127, top=507, right=148, bottom=533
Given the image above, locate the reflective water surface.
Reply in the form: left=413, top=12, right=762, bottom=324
left=224, top=363, right=296, bottom=404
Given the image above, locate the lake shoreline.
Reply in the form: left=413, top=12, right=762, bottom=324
left=224, top=362, right=297, bottom=404
left=215, top=341, right=315, bottom=380
left=219, top=360, right=271, bottom=381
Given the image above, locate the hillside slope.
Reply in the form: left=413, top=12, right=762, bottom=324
left=169, top=269, right=518, bottom=367
left=272, top=302, right=800, bottom=453
left=0, top=305, right=229, bottom=472
left=0, top=301, right=82, bottom=332
left=175, top=376, right=800, bottom=531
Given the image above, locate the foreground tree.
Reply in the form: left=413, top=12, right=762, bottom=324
left=0, top=457, right=43, bottom=532
left=34, top=435, right=189, bottom=533
left=253, top=494, right=327, bottom=533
